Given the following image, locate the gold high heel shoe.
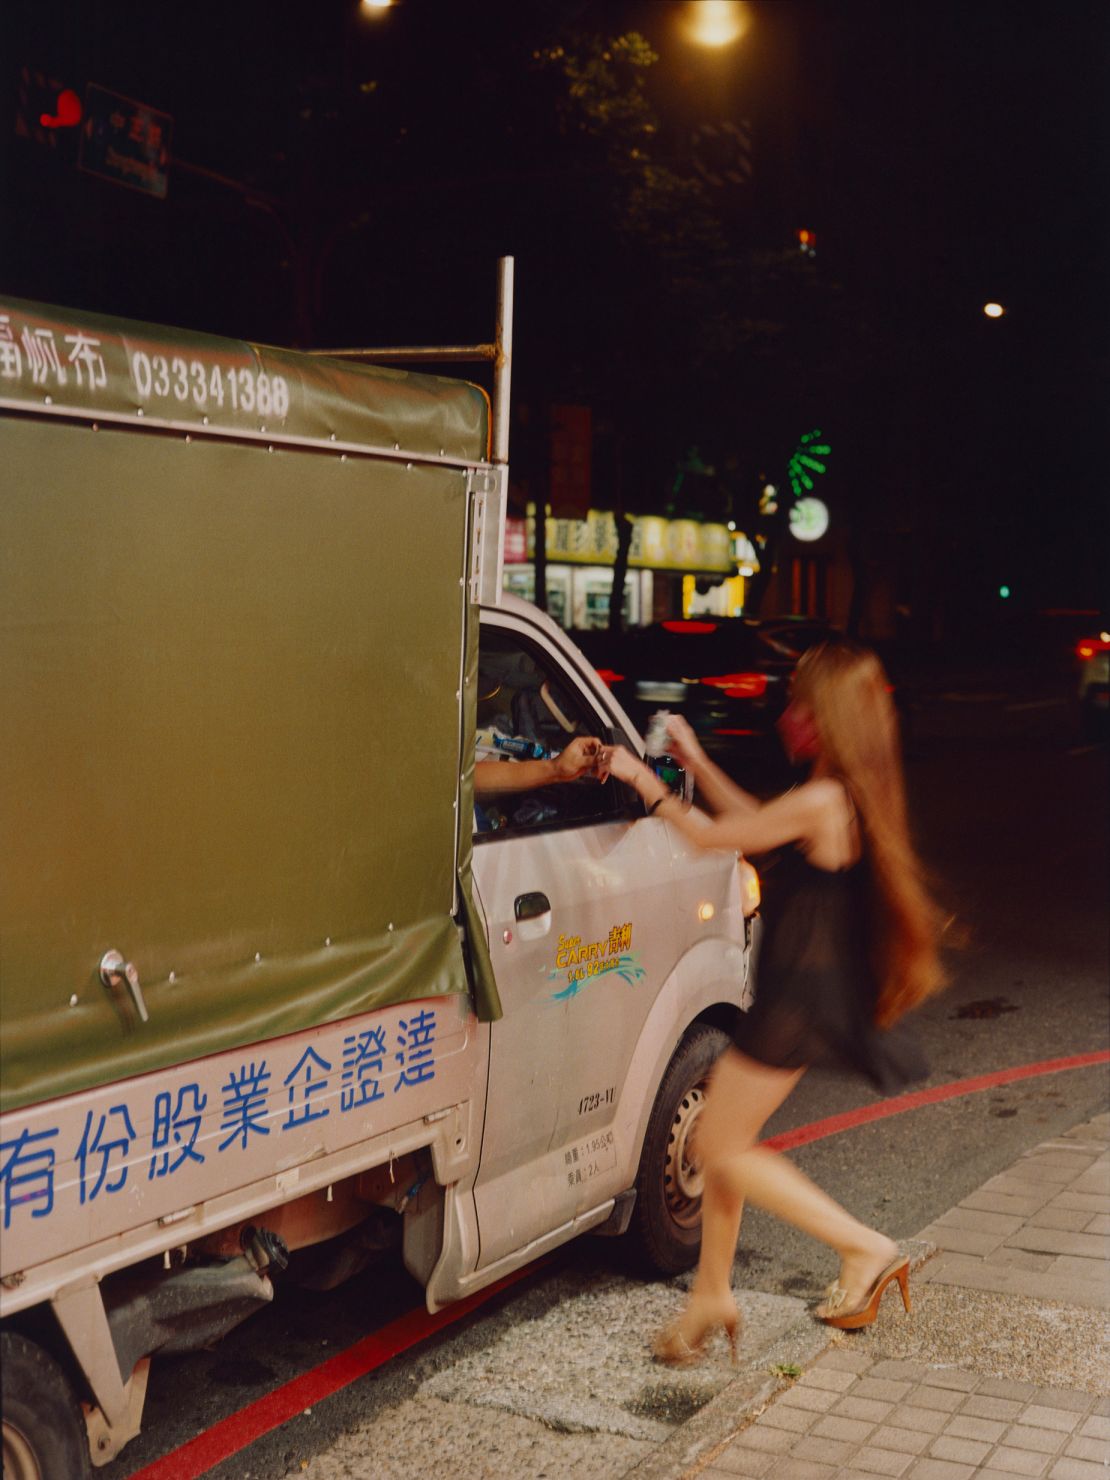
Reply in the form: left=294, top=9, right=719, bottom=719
left=651, top=1299, right=741, bottom=1366
left=816, top=1255, right=911, bottom=1330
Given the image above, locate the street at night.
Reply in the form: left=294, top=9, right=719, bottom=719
left=1, top=3, right=1107, bottom=1479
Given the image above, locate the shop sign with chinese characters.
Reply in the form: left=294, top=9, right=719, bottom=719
left=510, top=509, right=736, bottom=574
left=79, top=83, right=172, bottom=199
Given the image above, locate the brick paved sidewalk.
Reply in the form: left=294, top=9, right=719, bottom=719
left=703, top=1352, right=1109, bottom=1480
left=693, top=1115, right=1110, bottom=1480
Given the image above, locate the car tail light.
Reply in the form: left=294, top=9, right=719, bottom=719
left=662, top=619, right=718, bottom=634
left=595, top=668, right=625, bottom=687
left=739, top=860, right=761, bottom=917
left=712, top=727, right=759, bottom=736
left=701, top=672, right=769, bottom=698
left=1076, top=635, right=1110, bottom=660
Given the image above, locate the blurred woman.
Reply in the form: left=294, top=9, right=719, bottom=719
left=603, top=639, right=946, bottom=1364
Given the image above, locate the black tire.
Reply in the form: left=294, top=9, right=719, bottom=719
left=1, top=1330, right=91, bottom=1480
left=625, top=1023, right=730, bottom=1276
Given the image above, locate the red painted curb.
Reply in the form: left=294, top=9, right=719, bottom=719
left=126, top=1262, right=545, bottom=1480
left=762, top=1050, right=1110, bottom=1152
left=128, top=1049, right=1109, bottom=1478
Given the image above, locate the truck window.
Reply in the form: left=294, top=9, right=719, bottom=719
left=474, top=629, right=621, bottom=837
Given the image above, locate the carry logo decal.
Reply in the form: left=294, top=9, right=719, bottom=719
left=549, top=921, right=645, bottom=1000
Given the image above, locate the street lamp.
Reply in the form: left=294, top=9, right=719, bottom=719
left=681, top=1, right=751, bottom=49
left=983, top=302, right=1005, bottom=318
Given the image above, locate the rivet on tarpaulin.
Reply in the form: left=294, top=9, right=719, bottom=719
left=69, top=994, right=79, bottom=1008
left=388, top=1151, right=395, bottom=1184
left=503, top=930, right=512, bottom=945
left=255, top=952, right=262, bottom=963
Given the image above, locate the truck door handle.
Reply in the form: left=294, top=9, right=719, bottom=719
left=514, top=892, right=551, bottom=921
left=99, top=950, right=150, bottom=1023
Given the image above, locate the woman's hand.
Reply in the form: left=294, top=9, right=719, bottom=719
left=603, top=744, right=653, bottom=788
left=665, top=713, right=705, bottom=769
left=554, top=735, right=602, bottom=781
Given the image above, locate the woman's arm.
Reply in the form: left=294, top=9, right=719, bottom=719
left=606, top=744, right=826, bottom=857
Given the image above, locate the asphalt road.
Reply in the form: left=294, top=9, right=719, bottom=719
left=107, top=679, right=1109, bottom=1479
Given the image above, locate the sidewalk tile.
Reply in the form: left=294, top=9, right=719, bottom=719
left=761, top=1403, right=818, bottom=1435
left=1004, top=1423, right=1075, bottom=1453
left=801, top=1366, right=858, bottom=1393
left=984, top=1248, right=1056, bottom=1272
left=811, top=1413, right=876, bottom=1443
left=732, top=1424, right=795, bottom=1454
left=853, top=1378, right=917, bottom=1402
left=910, top=1387, right=965, bottom=1413
left=1017, top=1159, right=1098, bottom=1183
left=1005, top=1228, right=1110, bottom=1258
left=779, top=1384, right=840, bottom=1413
left=1022, top=1403, right=1087, bottom=1431
left=919, top=1370, right=979, bottom=1393
left=1065, top=1435, right=1110, bottom=1462
left=962, top=1193, right=1051, bottom=1218
left=766, top=1460, right=839, bottom=1480
left=977, top=1471, right=1056, bottom=1480
left=929, top=1435, right=993, bottom=1464
left=987, top=1447, right=1051, bottom=1476
left=816, top=1348, right=876, bottom=1374
left=851, top=1445, right=914, bottom=1475
left=790, top=1435, right=860, bottom=1466
left=1052, top=1193, right=1110, bottom=1215
left=961, top=1395, right=1025, bottom=1421
left=982, top=1177, right=1056, bottom=1201
left=1084, top=1213, right=1110, bottom=1233
left=1094, top=1399, right=1110, bottom=1418
left=933, top=1208, right=1025, bottom=1236
left=977, top=1379, right=1040, bottom=1401
left=945, top=1415, right=1007, bottom=1442
left=835, top=1396, right=897, bottom=1424
left=1047, top=1458, right=1110, bottom=1479
left=894, top=1407, right=950, bottom=1436
left=708, top=1445, right=775, bottom=1476
left=870, top=1426, right=932, bottom=1455
left=904, top=1458, right=977, bottom=1478
left=1028, top=1208, right=1099, bottom=1233
left=867, top=1360, right=930, bottom=1382
left=933, top=1228, right=1009, bottom=1256
left=1078, top=1415, right=1110, bottom=1439
left=1030, top=1389, right=1095, bottom=1415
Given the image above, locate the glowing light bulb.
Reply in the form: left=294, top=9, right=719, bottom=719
left=983, top=302, right=1005, bottom=318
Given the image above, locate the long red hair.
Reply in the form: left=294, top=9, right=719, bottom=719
left=793, top=639, right=946, bottom=1027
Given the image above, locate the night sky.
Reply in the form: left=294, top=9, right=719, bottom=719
left=3, top=0, right=1107, bottom=623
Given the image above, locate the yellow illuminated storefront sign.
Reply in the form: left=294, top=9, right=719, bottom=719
left=522, top=509, right=740, bottom=574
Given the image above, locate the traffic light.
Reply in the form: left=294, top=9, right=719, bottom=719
left=998, top=585, right=1011, bottom=600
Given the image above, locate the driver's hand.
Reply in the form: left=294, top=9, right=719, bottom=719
left=555, top=735, right=602, bottom=781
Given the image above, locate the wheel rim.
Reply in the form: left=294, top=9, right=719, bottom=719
left=662, top=1081, right=708, bottom=1229
left=3, top=1420, right=44, bottom=1480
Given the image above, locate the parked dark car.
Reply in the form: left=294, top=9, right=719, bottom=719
left=572, top=616, right=840, bottom=777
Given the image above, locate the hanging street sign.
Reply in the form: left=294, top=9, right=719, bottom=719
left=79, top=83, right=172, bottom=199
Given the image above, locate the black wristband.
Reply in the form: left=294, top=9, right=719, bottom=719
left=646, top=794, right=669, bottom=816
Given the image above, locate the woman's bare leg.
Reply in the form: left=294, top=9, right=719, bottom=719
left=684, top=1050, right=897, bottom=1324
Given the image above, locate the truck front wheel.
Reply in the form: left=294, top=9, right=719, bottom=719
left=1, top=1330, right=91, bottom=1480
left=626, top=1024, right=730, bottom=1276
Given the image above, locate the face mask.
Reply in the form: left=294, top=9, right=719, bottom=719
left=777, top=701, right=820, bottom=763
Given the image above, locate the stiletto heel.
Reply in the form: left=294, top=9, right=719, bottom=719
left=652, top=1299, right=741, bottom=1366
left=816, top=1255, right=911, bottom=1330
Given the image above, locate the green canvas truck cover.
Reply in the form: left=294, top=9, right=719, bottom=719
left=0, top=297, right=500, bottom=1116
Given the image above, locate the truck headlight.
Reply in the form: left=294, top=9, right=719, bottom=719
left=739, top=860, right=760, bottom=917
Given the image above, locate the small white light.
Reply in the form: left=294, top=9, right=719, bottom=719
left=697, top=901, right=716, bottom=923
left=983, top=302, right=1005, bottom=318
left=727, top=520, right=736, bottom=531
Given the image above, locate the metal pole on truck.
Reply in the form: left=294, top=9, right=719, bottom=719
left=309, top=257, right=513, bottom=606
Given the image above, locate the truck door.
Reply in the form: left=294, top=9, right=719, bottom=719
left=469, top=618, right=675, bottom=1269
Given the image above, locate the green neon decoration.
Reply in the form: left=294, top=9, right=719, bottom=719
left=787, top=429, right=832, bottom=499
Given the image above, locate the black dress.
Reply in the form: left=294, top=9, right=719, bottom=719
left=732, top=846, right=927, bottom=1095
